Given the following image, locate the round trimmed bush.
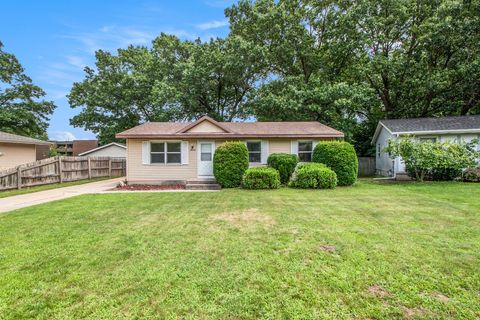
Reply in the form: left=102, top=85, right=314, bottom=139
left=213, top=141, right=249, bottom=188
left=242, top=167, right=281, bottom=189
left=267, top=153, right=298, bottom=184
left=312, top=141, right=358, bottom=186
left=290, top=163, right=337, bottom=189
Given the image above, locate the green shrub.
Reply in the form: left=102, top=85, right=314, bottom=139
left=463, top=166, right=480, bottom=182
left=290, top=163, right=337, bottom=189
left=267, top=153, right=298, bottom=184
left=213, top=141, right=249, bottom=188
left=242, top=167, right=281, bottom=189
left=386, top=138, right=479, bottom=181
left=313, top=141, right=358, bottom=186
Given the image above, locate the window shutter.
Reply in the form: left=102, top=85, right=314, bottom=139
left=181, top=141, right=189, bottom=165
left=142, top=141, right=150, bottom=165
left=313, top=140, right=319, bottom=153
left=261, top=140, right=269, bottom=164
left=291, top=141, right=298, bottom=155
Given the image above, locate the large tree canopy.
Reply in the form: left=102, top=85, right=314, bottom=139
left=69, top=34, right=262, bottom=143
left=0, top=41, right=55, bottom=139
left=226, top=0, right=480, bottom=154
left=69, top=0, right=479, bottom=153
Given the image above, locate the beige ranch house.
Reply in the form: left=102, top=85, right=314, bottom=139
left=0, top=131, right=51, bottom=170
left=116, top=116, right=344, bottom=184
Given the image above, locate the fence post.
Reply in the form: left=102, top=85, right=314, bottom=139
left=17, top=166, right=22, bottom=190
left=87, top=157, right=92, bottom=179
left=108, top=158, right=112, bottom=177
left=58, top=157, right=63, bottom=183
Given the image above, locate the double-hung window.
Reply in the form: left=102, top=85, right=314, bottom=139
left=298, top=141, right=313, bottom=162
left=247, top=141, right=261, bottom=163
left=150, top=142, right=181, bottom=164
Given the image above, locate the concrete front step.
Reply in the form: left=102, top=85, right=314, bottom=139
left=187, top=179, right=218, bottom=185
left=185, top=183, right=221, bottom=190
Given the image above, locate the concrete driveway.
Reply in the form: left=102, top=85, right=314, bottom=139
left=0, top=177, right=123, bottom=214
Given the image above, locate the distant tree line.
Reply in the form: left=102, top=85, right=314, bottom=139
left=3, top=0, right=478, bottom=154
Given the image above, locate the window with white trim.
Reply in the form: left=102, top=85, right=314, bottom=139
left=150, top=142, right=181, bottom=164
left=377, top=144, right=381, bottom=157
left=246, top=141, right=261, bottom=163
left=419, top=137, right=437, bottom=143
left=298, top=141, right=313, bottom=162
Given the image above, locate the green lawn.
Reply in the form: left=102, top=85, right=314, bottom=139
left=0, top=177, right=112, bottom=198
left=0, top=180, right=479, bottom=319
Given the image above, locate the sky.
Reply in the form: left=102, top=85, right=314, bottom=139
left=0, top=0, right=234, bottom=141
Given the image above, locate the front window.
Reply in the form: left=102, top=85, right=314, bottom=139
left=151, top=142, right=181, bottom=164
left=419, top=137, right=437, bottom=143
left=298, top=141, right=313, bottom=162
left=247, top=141, right=261, bottom=163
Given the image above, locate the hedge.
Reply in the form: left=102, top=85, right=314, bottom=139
left=267, top=153, right=298, bottom=184
left=312, top=141, right=358, bottom=186
left=213, top=141, right=249, bottom=188
left=290, top=163, right=337, bottom=189
left=242, top=167, right=281, bottom=189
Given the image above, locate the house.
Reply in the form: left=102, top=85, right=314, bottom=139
left=78, top=142, right=126, bottom=158
left=116, top=116, right=344, bottom=185
left=372, top=115, right=480, bottom=177
left=49, top=140, right=98, bottom=156
left=0, top=131, right=52, bottom=170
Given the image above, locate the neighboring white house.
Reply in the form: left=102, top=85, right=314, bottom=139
left=78, top=142, right=126, bottom=158
left=372, top=115, right=480, bottom=177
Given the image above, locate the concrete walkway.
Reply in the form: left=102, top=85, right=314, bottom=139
left=0, top=177, right=124, bottom=214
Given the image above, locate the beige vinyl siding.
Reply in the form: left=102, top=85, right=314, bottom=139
left=186, top=121, right=226, bottom=133
left=127, top=139, right=198, bottom=183
left=0, top=142, right=36, bottom=170
left=126, top=137, right=338, bottom=183
left=269, top=139, right=292, bottom=154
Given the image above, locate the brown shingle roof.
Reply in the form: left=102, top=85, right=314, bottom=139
left=116, top=117, right=344, bottom=139
left=0, top=131, right=52, bottom=145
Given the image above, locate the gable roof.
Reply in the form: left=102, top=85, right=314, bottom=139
left=116, top=118, right=344, bottom=139
left=78, top=142, right=126, bottom=156
left=177, top=116, right=232, bottom=133
left=372, top=115, right=480, bottom=143
left=0, top=131, right=52, bottom=146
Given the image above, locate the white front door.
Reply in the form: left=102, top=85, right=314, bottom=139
left=197, top=141, right=215, bottom=177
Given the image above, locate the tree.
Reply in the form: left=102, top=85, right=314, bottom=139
left=69, top=34, right=261, bottom=143
left=0, top=41, right=55, bottom=139
left=226, top=0, right=480, bottom=155
left=177, top=36, right=262, bottom=121
left=69, top=34, right=188, bottom=144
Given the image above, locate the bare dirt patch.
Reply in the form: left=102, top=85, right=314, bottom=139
left=114, top=184, right=185, bottom=191
left=367, top=285, right=390, bottom=298
left=402, top=306, right=429, bottom=319
left=210, top=208, right=276, bottom=231
left=432, top=292, right=450, bottom=303
left=318, top=244, right=336, bottom=253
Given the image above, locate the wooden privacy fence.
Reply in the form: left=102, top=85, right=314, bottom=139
left=0, top=156, right=126, bottom=191
left=358, top=157, right=376, bottom=177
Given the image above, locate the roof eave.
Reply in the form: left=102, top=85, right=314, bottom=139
left=116, top=133, right=344, bottom=139
left=0, top=139, right=52, bottom=146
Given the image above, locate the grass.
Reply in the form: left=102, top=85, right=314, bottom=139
left=0, top=177, right=112, bottom=198
left=0, top=180, right=479, bottom=319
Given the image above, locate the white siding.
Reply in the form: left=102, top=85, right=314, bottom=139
left=83, top=145, right=126, bottom=158
left=374, top=127, right=396, bottom=176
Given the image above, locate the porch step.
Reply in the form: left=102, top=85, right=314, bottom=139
left=185, top=183, right=221, bottom=190
left=187, top=179, right=218, bottom=185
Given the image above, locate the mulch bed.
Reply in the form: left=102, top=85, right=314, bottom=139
left=114, top=184, right=185, bottom=191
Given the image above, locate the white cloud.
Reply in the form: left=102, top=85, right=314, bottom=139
left=196, top=19, right=229, bottom=30
left=49, top=131, right=77, bottom=141
left=66, top=55, right=87, bottom=69
left=61, top=26, right=156, bottom=54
